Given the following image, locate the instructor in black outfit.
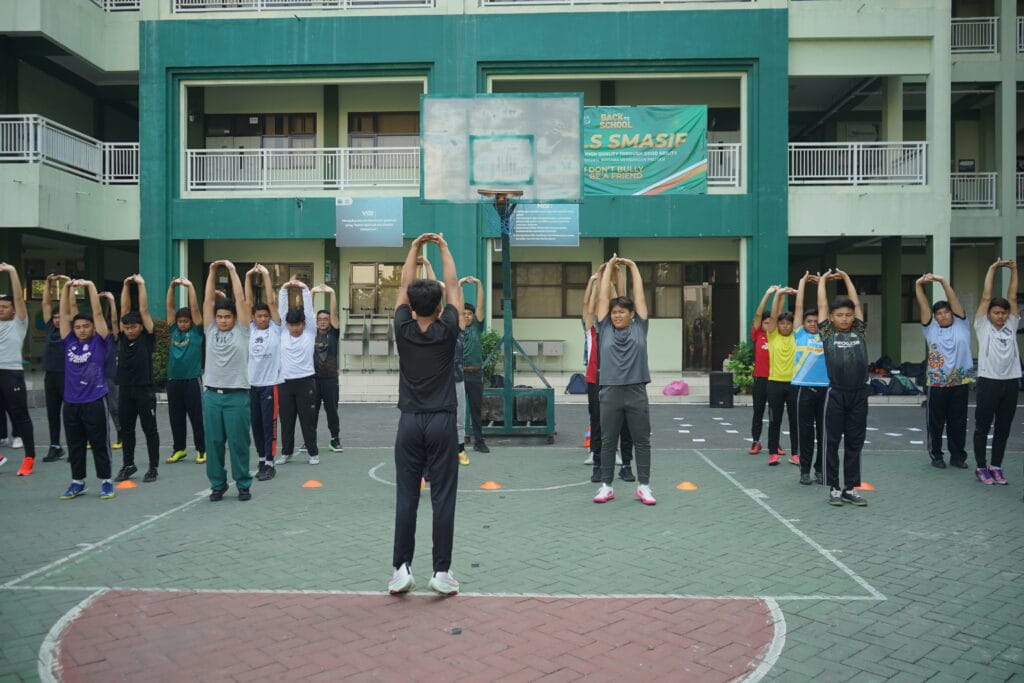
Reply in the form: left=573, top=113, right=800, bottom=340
left=388, top=232, right=462, bottom=598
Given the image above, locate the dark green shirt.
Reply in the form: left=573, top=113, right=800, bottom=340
left=462, top=319, right=483, bottom=367
left=168, top=325, right=203, bottom=380
left=819, top=318, right=868, bottom=390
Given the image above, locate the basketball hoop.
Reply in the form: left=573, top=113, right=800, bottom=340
left=478, top=189, right=523, bottom=236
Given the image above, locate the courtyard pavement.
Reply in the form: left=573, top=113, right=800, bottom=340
left=0, top=398, right=1022, bottom=681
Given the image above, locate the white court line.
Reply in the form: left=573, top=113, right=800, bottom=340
left=368, top=463, right=589, bottom=493
left=37, top=588, right=107, bottom=683
left=2, top=490, right=209, bottom=589
left=5, top=583, right=877, bottom=602
left=744, top=598, right=786, bottom=683
left=693, top=449, right=886, bottom=601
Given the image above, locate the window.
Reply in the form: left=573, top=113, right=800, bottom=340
left=348, top=112, right=420, bottom=148
left=349, top=262, right=403, bottom=315
left=203, top=113, right=316, bottom=151
left=490, top=263, right=590, bottom=318
left=636, top=262, right=684, bottom=318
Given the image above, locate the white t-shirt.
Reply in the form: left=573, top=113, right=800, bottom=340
left=974, top=314, right=1022, bottom=380
left=278, top=286, right=316, bottom=381
left=248, top=320, right=282, bottom=387
left=0, top=317, right=28, bottom=371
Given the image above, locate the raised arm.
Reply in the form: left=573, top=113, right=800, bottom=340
left=1006, top=261, right=1018, bottom=317
left=134, top=275, right=154, bottom=332
left=614, top=263, right=627, bottom=299
left=327, top=285, right=339, bottom=328
left=100, top=291, right=118, bottom=338
left=621, top=258, right=648, bottom=320
left=769, top=285, right=789, bottom=323
left=59, top=279, right=74, bottom=338
left=244, top=266, right=258, bottom=308
left=794, top=272, right=815, bottom=327
left=165, top=279, right=177, bottom=322
left=417, top=255, right=437, bottom=282
left=817, top=270, right=831, bottom=320
left=435, top=234, right=460, bottom=307
left=0, top=264, right=27, bottom=320
left=256, top=265, right=278, bottom=324
left=183, top=279, right=202, bottom=326
left=914, top=275, right=933, bottom=324
left=120, top=275, right=134, bottom=321
left=77, top=281, right=107, bottom=338
left=397, top=234, right=431, bottom=308
left=976, top=260, right=1001, bottom=319
left=298, top=281, right=314, bottom=334
left=277, top=282, right=291, bottom=323
left=596, top=256, right=615, bottom=322
left=582, top=270, right=600, bottom=329
left=203, top=261, right=220, bottom=324
left=935, top=274, right=966, bottom=318
left=43, top=274, right=61, bottom=324
left=753, top=286, right=777, bottom=331
left=222, top=260, right=248, bottom=327
left=835, top=270, right=863, bottom=320
left=458, top=275, right=485, bottom=321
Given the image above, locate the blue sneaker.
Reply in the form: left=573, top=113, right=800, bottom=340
left=60, top=482, right=87, bottom=500
left=99, top=481, right=115, bottom=500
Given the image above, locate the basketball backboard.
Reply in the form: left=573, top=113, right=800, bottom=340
left=420, top=93, right=583, bottom=203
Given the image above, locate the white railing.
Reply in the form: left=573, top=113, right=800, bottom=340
left=788, top=141, right=927, bottom=186
left=1016, top=173, right=1023, bottom=209
left=89, top=0, right=141, bottom=9
left=0, top=114, right=139, bottom=184
left=1018, top=17, right=1023, bottom=53
left=174, top=0, right=433, bottom=11
left=482, top=0, right=753, bottom=5
left=951, top=17, right=998, bottom=53
left=707, top=142, right=740, bottom=187
left=187, top=147, right=420, bottom=191
left=950, top=172, right=996, bottom=209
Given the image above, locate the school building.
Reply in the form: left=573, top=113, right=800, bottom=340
left=1, top=0, right=1021, bottom=373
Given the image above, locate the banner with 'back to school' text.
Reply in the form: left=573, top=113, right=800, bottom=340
left=583, top=106, right=708, bottom=195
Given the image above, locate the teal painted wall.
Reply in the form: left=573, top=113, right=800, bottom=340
left=140, top=10, right=788, bottom=317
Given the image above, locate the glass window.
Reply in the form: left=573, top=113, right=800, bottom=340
left=348, top=262, right=403, bottom=315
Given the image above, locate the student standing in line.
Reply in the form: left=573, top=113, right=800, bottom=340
left=275, top=279, right=319, bottom=466
left=914, top=273, right=973, bottom=470
left=202, top=260, right=253, bottom=502
left=388, top=233, right=462, bottom=597
left=459, top=275, right=489, bottom=455
left=792, top=272, right=829, bottom=485
left=816, top=269, right=869, bottom=507
left=971, top=259, right=1020, bottom=486
left=592, top=256, right=654, bottom=506
left=748, top=286, right=776, bottom=455
left=114, top=275, right=161, bottom=483
left=98, top=292, right=123, bottom=452
left=164, top=277, right=206, bottom=465
left=246, top=265, right=281, bottom=482
left=766, top=285, right=799, bottom=466
left=0, top=263, right=38, bottom=476
left=310, top=283, right=343, bottom=453
left=58, top=279, right=115, bottom=500
left=40, top=274, right=71, bottom=463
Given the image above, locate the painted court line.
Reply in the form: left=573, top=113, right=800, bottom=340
left=745, top=598, right=786, bottom=683
left=693, top=449, right=886, bottom=601
left=2, top=490, right=209, bottom=589
left=37, top=588, right=106, bottom=683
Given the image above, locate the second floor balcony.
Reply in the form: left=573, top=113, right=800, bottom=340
left=0, top=115, right=138, bottom=185
left=951, top=17, right=999, bottom=54
left=788, top=142, right=927, bottom=187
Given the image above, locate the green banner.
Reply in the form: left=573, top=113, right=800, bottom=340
left=583, top=106, right=708, bottom=195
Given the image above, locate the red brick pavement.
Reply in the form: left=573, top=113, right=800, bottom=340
left=53, top=590, right=775, bottom=682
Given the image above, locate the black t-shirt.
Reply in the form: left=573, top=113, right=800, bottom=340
left=314, top=326, right=340, bottom=377
left=819, top=318, right=868, bottom=390
left=117, top=329, right=156, bottom=386
left=395, top=304, right=459, bottom=413
left=43, top=320, right=65, bottom=373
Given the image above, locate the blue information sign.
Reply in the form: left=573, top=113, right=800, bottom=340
left=335, top=197, right=404, bottom=247
left=510, top=204, right=580, bottom=247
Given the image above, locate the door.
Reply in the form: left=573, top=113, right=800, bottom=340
left=683, top=285, right=712, bottom=371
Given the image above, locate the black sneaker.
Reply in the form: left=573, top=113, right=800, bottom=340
left=799, top=472, right=812, bottom=485
left=931, top=459, right=947, bottom=469
left=115, top=464, right=138, bottom=482
left=329, top=437, right=344, bottom=452
left=42, top=445, right=64, bottom=462
left=209, top=485, right=228, bottom=502
left=263, top=465, right=276, bottom=480
left=238, top=487, right=252, bottom=502
left=590, top=468, right=602, bottom=483
left=815, top=472, right=823, bottom=485
left=828, top=487, right=844, bottom=506
left=949, top=458, right=968, bottom=469
left=256, top=463, right=271, bottom=481
left=841, top=490, right=868, bottom=507
left=474, top=441, right=490, bottom=454
left=618, top=466, right=635, bottom=482
left=143, top=468, right=158, bottom=483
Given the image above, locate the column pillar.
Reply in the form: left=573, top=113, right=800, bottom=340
left=880, top=77, right=903, bottom=141
left=880, top=237, right=903, bottom=364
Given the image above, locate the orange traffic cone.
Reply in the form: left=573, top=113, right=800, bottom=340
left=302, top=480, right=323, bottom=488
left=676, top=481, right=698, bottom=490
left=115, top=480, right=138, bottom=489
left=480, top=481, right=502, bottom=490
left=854, top=482, right=875, bottom=491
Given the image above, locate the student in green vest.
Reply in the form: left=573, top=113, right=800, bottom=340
left=164, top=278, right=206, bottom=465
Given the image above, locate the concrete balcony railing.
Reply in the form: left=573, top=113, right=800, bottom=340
left=788, top=142, right=927, bottom=186
left=186, top=147, right=421, bottom=191
left=951, top=17, right=998, bottom=53
left=950, top=172, right=996, bottom=209
left=0, top=115, right=138, bottom=185
left=89, top=0, right=141, bottom=9
left=707, top=142, right=740, bottom=188
left=173, top=0, right=432, bottom=11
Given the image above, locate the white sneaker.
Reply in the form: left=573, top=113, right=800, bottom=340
left=274, top=453, right=291, bottom=465
left=615, top=450, right=622, bottom=465
left=0, top=437, right=10, bottom=446
left=0, top=456, right=7, bottom=467
left=389, top=563, right=415, bottom=594
left=583, top=454, right=594, bottom=465
left=308, top=455, right=320, bottom=465
left=635, top=484, right=657, bottom=506
left=11, top=437, right=23, bottom=449
left=299, top=446, right=307, bottom=453
left=593, top=484, right=615, bottom=503
left=427, top=570, right=460, bottom=596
